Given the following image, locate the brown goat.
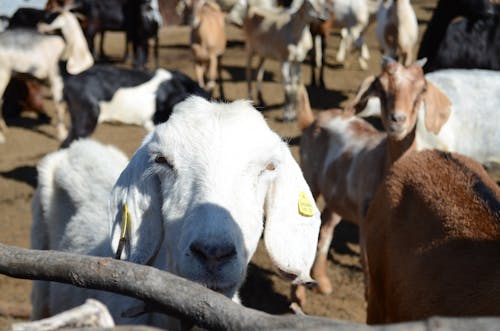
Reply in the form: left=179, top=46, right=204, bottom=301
left=189, top=0, right=226, bottom=98
left=292, top=59, right=451, bottom=306
left=363, top=149, right=500, bottom=324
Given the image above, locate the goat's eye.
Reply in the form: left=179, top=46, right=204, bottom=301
left=265, top=162, right=276, bottom=171
left=154, top=155, right=173, bottom=169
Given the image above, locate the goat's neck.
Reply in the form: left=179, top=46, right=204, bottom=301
left=385, top=126, right=417, bottom=172
left=417, top=1, right=457, bottom=59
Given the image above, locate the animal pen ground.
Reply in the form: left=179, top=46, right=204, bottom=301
left=0, top=0, right=453, bottom=328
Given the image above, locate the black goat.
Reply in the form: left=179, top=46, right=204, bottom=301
left=61, top=65, right=209, bottom=148
left=69, top=0, right=162, bottom=70
left=417, top=0, right=499, bottom=73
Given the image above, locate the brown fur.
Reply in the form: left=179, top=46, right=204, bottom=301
left=292, top=60, right=452, bottom=306
left=363, top=149, right=500, bottom=324
left=2, top=75, right=46, bottom=118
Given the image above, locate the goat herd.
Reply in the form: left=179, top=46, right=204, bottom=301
left=0, top=0, right=499, bottom=329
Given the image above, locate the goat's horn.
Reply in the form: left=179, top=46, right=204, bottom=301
left=381, top=56, right=397, bottom=69
left=415, top=57, right=428, bottom=68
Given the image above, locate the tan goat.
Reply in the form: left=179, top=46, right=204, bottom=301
left=292, top=59, right=451, bottom=306
left=189, top=0, right=226, bottom=98
left=363, top=149, right=500, bottom=324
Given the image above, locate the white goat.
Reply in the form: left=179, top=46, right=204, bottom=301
left=332, top=0, right=383, bottom=70
left=243, top=0, right=324, bottom=121
left=31, top=96, right=321, bottom=329
left=376, top=0, right=418, bottom=65
left=0, top=10, right=93, bottom=143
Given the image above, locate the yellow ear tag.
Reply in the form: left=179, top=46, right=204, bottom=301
left=298, top=191, right=314, bottom=217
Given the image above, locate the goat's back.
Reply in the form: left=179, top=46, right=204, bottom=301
left=300, top=110, right=386, bottom=222
left=364, top=149, right=500, bottom=324
left=32, top=139, right=128, bottom=254
left=416, top=69, right=500, bottom=167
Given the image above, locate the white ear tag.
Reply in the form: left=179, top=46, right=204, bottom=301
left=298, top=192, right=314, bottom=217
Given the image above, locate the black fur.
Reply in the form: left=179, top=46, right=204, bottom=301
left=7, top=8, right=58, bottom=29
left=72, top=0, right=160, bottom=69
left=418, top=0, right=499, bottom=73
left=62, top=65, right=209, bottom=148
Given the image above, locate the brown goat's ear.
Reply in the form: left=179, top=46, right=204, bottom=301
left=349, top=76, right=378, bottom=114
left=423, top=82, right=452, bottom=134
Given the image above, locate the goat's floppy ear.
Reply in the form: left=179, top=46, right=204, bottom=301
left=423, top=82, right=452, bottom=134
left=109, top=144, right=164, bottom=265
left=349, top=76, right=379, bottom=115
left=264, top=145, right=321, bottom=285
left=61, top=12, right=94, bottom=74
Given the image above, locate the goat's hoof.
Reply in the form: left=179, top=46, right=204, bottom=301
left=57, top=126, right=68, bottom=142
left=290, top=285, right=307, bottom=308
left=314, top=276, right=333, bottom=295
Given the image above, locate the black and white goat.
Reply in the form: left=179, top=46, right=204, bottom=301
left=417, top=0, right=499, bottom=72
left=0, top=10, right=94, bottom=143
left=61, top=65, right=209, bottom=148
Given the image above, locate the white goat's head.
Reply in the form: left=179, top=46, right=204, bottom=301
left=350, top=58, right=452, bottom=140
left=38, top=11, right=93, bottom=74
left=108, top=96, right=320, bottom=297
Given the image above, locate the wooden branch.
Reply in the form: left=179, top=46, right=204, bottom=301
left=0, top=243, right=350, bottom=331
left=11, top=299, right=114, bottom=331
left=2, top=243, right=500, bottom=331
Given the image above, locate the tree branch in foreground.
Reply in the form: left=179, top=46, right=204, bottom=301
left=0, top=243, right=350, bottom=331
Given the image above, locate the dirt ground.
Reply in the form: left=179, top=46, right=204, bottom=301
left=0, top=1, right=437, bottom=329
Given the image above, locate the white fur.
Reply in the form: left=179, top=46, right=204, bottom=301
left=31, top=97, right=321, bottom=329
left=99, top=69, right=173, bottom=130
left=416, top=69, right=500, bottom=166
left=0, top=11, right=93, bottom=143
left=332, top=0, right=383, bottom=70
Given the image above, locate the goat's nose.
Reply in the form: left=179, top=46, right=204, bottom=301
left=389, top=112, right=407, bottom=124
left=190, top=241, right=236, bottom=264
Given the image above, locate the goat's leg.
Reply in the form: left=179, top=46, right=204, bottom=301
left=352, top=27, right=369, bottom=70
left=99, top=31, right=107, bottom=59
left=310, top=34, right=320, bottom=86
left=154, top=33, right=160, bottom=69
left=319, top=33, right=326, bottom=88
left=0, top=70, right=12, bottom=143
left=48, top=70, right=67, bottom=141
left=401, top=49, right=412, bottom=66
left=207, top=53, right=218, bottom=96
left=255, top=57, right=266, bottom=106
left=217, top=55, right=225, bottom=100
left=311, top=209, right=341, bottom=295
left=246, top=52, right=254, bottom=101
left=123, top=34, right=131, bottom=64
left=281, top=61, right=297, bottom=122
left=194, top=61, right=206, bottom=89
left=336, top=27, right=349, bottom=63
